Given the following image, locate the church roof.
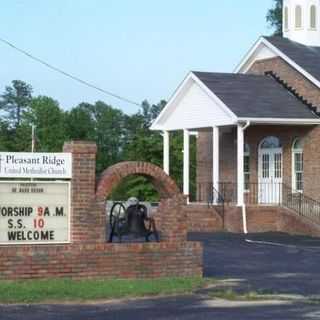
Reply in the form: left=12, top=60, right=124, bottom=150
left=192, top=71, right=319, bottom=119
left=264, top=36, right=320, bottom=83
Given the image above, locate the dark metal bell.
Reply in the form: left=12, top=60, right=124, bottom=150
left=126, top=205, right=148, bottom=237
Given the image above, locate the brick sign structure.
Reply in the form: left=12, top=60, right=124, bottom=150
left=0, top=141, right=202, bottom=280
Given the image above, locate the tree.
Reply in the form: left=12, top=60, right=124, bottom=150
left=0, top=80, right=32, bottom=128
left=110, top=100, right=165, bottom=200
left=266, top=0, right=283, bottom=36
left=122, top=100, right=166, bottom=166
left=27, top=96, right=66, bottom=152
left=65, top=103, right=95, bottom=141
left=0, top=120, right=15, bottom=151
left=91, top=101, right=127, bottom=172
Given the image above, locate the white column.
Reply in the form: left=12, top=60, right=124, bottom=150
left=183, top=129, right=190, bottom=199
left=212, top=126, right=219, bottom=203
left=237, top=124, right=244, bottom=206
left=163, top=131, right=170, bottom=175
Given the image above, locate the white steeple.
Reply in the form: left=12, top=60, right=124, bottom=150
left=283, top=0, right=320, bottom=46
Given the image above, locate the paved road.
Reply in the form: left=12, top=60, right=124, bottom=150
left=1, top=297, right=320, bottom=320
left=2, top=232, right=320, bottom=320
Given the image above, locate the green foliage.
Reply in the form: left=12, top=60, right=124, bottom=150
left=65, top=103, right=95, bottom=140
left=0, top=80, right=32, bottom=128
left=28, top=96, right=66, bottom=152
left=266, top=0, right=283, bottom=36
left=91, top=101, right=127, bottom=172
left=109, top=175, right=159, bottom=201
left=110, top=100, right=164, bottom=201
left=122, top=100, right=163, bottom=165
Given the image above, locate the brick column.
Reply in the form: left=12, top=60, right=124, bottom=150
left=196, top=129, right=213, bottom=202
left=63, top=141, right=105, bottom=243
left=158, top=195, right=188, bottom=242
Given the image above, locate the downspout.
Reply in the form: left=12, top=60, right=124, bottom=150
left=241, top=120, right=251, bottom=132
left=239, top=121, right=250, bottom=235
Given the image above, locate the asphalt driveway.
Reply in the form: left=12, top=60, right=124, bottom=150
left=2, top=232, right=320, bottom=320
left=189, top=232, right=320, bottom=296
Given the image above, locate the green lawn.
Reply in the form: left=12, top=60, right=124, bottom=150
left=0, top=277, right=207, bottom=304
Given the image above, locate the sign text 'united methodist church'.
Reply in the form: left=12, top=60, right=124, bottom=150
left=0, top=152, right=72, bottom=178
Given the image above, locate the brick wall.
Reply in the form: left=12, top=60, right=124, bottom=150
left=0, top=141, right=203, bottom=280
left=195, top=204, right=320, bottom=237
left=196, top=127, right=237, bottom=201
left=227, top=206, right=320, bottom=237
left=0, top=242, right=202, bottom=280
left=246, top=125, right=311, bottom=188
left=196, top=125, right=312, bottom=196
left=248, top=57, right=320, bottom=200
left=184, top=205, right=223, bottom=232
left=299, top=126, right=320, bottom=200
left=196, top=129, right=213, bottom=202
left=63, top=141, right=106, bottom=243
left=184, top=204, right=320, bottom=237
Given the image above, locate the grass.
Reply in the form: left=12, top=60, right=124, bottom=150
left=0, top=277, right=208, bottom=304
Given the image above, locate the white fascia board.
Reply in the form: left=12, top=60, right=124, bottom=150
left=234, top=37, right=263, bottom=73
left=234, top=37, right=320, bottom=90
left=150, top=72, right=193, bottom=131
left=150, top=72, right=237, bottom=131
left=237, top=117, right=320, bottom=125
left=151, top=120, right=236, bottom=132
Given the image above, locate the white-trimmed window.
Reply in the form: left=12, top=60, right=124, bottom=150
left=310, top=5, right=317, bottom=29
left=244, top=143, right=250, bottom=192
left=284, top=6, right=289, bottom=30
left=295, top=5, right=303, bottom=28
left=260, top=136, right=282, bottom=149
left=292, top=138, right=304, bottom=192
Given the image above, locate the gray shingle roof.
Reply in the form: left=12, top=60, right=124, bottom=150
left=192, top=72, right=319, bottom=119
left=264, top=36, right=320, bottom=83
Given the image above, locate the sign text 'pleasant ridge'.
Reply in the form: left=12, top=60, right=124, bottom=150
left=0, top=152, right=72, bottom=178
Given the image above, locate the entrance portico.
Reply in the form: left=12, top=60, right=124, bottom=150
left=151, top=72, right=320, bottom=206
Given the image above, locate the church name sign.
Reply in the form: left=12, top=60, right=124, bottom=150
left=0, top=182, right=70, bottom=244
left=0, top=152, right=72, bottom=179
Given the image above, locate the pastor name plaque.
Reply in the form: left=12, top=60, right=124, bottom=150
left=0, top=182, right=70, bottom=244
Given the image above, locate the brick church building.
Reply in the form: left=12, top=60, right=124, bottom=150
left=151, top=0, right=320, bottom=214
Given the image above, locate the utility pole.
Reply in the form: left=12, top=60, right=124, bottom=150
left=31, top=125, right=35, bottom=153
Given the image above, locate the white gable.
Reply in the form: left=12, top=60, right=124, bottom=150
left=236, top=39, right=277, bottom=74
left=235, top=37, right=320, bottom=89
left=151, top=74, right=236, bottom=131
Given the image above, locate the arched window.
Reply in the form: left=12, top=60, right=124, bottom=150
left=295, top=5, right=303, bottom=28
left=292, top=138, right=304, bottom=192
left=260, top=136, right=282, bottom=149
left=244, top=144, right=250, bottom=191
left=310, top=5, right=317, bottom=29
left=284, top=6, right=289, bottom=30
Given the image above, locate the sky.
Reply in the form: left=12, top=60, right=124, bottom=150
left=0, top=0, right=275, bottom=114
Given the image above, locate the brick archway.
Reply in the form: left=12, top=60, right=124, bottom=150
left=96, top=161, right=181, bottom=201
left=95, top=161, right=187, bottom=242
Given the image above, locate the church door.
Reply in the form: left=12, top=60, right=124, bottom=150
left=258, top=137, right=283, bottom=204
